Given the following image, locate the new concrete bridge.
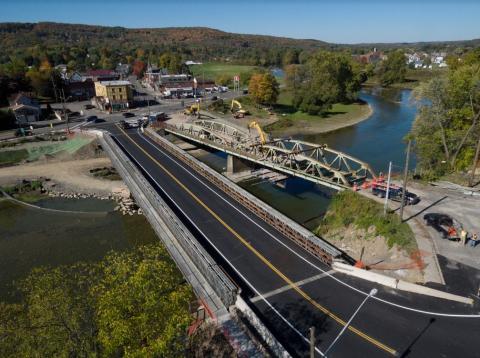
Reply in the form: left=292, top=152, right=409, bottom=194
left=95, top=122, right=480, bottom=358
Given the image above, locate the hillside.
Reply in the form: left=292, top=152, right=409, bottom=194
left=0, top=22, right=330, bottom=61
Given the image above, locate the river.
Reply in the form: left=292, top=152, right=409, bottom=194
left=191, top=87, right=418, bottom=230
left=0, top=197, right=157, bottom=301
left=0, top=87, right=416, bottom=301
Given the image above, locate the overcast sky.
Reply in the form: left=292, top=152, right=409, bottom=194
left=1, top=0, right=479, bottom=44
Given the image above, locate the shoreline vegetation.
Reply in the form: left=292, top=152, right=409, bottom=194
left=233, top=89, right=374, bottom=136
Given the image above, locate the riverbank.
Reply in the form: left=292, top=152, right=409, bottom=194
left=266, top=101, right=373, bottom=136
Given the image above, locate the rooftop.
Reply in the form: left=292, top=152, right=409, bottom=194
left=97, top=80, right=132, bottom=86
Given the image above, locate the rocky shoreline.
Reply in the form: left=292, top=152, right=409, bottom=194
left=5, top=178, right=143, bottom=216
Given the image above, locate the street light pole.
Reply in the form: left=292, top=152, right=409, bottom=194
left=399, top=140, right=412, bottom=221
left=324, top=288, right=378, bottom=357
left=309, top=326, right=315, bottom=358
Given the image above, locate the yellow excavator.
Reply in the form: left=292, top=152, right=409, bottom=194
left=231, top=99, right=249, bottom=118
left=248, top=121, right=267, bottom=145
left=184, top=102, right=200, bottom=117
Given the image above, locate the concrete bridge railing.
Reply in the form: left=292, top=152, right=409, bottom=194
left=100, top=132, right=238, bottom=307
left=147, top=127, right=350, bottom=266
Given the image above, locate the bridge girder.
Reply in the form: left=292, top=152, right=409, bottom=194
left=168, top=119, right=376, bottom=189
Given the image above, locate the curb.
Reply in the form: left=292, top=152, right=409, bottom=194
left=332, top=262, right=473, bottom=305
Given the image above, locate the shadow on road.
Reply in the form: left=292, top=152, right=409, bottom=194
left=403, top=195, right=448, bottom=223
left=399, top=318, right=436, bottom=357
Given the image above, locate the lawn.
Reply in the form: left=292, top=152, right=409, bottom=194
left=264, top=89, right=370, bottom=132
left=189, top=62, right=257, bottom=80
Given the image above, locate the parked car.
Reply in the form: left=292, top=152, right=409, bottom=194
left=211, top=95, right=218, bottom=101
left=121, top=119, right=141, bottom=129
left=122, top=112, right=135, bottom=118
left=84, top=104, right=95, bottom=109
left=423, top=213, right=460, bottom=240
left=86, top=115, right=98, bottom=122
left=94, top=118, right=105, bottom=123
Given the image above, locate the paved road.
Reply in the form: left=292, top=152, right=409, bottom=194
left=105, top=122, right=480, bottom=357
left=0, top=90, right=240, bottom=141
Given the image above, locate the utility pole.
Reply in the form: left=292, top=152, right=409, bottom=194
left=61, top=88, right=69, bottom=133
left=309, top=326, right=315, bottom=358
left=51, top=74, right=59, bottom=103
left=324, top=289, right=377, bottom=357
left=469, top=135, right=480, bottom=187
left=383, top=161, right=392, bottom=217
left=399, top=140, right=412, bottom=221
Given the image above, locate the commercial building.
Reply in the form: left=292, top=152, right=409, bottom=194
left=93, top=80, right=133, bottom=111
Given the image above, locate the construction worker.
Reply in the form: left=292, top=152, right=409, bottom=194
left=469, top=233, right=478, bottom=248
left=460, top=229, right=467, bottom=245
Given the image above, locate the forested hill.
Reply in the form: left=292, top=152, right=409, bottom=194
left=0, top=22, right=330, bottom=64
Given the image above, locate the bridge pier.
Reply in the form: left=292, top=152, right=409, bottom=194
left=226, top=154, right=254, bottom=175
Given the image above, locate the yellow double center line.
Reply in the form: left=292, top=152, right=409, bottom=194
left=117, top=125, right=397, bottom=356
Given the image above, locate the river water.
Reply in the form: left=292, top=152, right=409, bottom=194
left=191, top=87, right=418, bottom=230
left=0, top=87, right=417, bottom=301
left=0, top=197, right=157, bottom=301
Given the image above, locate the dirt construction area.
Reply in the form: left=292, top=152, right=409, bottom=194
left=0, top=133, right=127, bottom=196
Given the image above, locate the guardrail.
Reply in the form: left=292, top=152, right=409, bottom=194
left=146, top=127, right=350, bottom=266
left=100, top=133, right=238, bottom=307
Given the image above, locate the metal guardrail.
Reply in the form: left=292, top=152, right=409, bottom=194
left=147, top=127, right=347, bottom=266
left=101, top=133, right=238, bottom=307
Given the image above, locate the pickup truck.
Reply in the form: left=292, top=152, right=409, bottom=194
left=371, top=182, right=420, bottom=205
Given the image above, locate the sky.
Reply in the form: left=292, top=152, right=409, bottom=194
left=1, top=0, right=479, bottom=44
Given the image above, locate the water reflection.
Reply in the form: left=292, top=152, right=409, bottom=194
left=299, top=88, right=417, bottom=173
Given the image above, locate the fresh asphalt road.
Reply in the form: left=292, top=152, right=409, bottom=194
left=105, top=122, right=480, bottom=357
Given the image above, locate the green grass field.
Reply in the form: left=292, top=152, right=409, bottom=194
left=263, top=90, right=368, bottom=131
left=189, top=62, right=257, bottom=80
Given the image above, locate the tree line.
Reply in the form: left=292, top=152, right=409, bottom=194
left=0, top=244, right=198, bottom=357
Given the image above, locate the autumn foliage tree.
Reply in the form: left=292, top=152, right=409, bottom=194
left=132, top=60, right=146, bottom=77
left=248, top=72, right=279, bottom=106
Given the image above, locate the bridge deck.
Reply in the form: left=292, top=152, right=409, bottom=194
left=108, top=123, right=479, bottom=358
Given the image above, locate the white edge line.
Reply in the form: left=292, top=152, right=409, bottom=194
left=114, top=128, right=326, bottom=356
left=138, top=129, right=480, bottom=319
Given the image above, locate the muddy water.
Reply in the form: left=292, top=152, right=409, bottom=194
left=0, top=197, right=157, bottom=301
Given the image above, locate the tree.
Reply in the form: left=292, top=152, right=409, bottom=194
left=411, top=64, right=480, bottom=176
left=94, top=245, right=193, bottom=357
left=0, top=244, right=194, bottom=357
left=248, top=72, right=279, bottom=106
left=0, top=264, right=100, bottom=357
left=216, top=74, right=232, bottom=87
left=377, top=50, right=407, bottom=86
left=291, top=51, right=362, bottom=115
left=132, top=60, right=146, bottom=77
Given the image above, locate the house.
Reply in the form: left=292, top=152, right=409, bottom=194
left=9, top=93, right=41, bottom=124
left=9, top=93, right=38, bottom=108
left=115, top=63, right=131, bottom=77
left=354, top=48, right=386, bottom=65
left=162, top=81, right=194, bottom=98
left=94, top=80, right=133, bottom=111
left=83, top=69, right=120, bottom=82
left=10, top=104, right=41, bottom=123
left=61, top=71, right=95, bottom=100
left=194, top=78, right=216, bottom=95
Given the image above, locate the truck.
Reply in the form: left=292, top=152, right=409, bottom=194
left=371, top=182, right=420, bottom=205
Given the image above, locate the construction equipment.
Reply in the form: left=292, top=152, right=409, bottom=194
left=248, top=121, right=267, bottom=145
left=231, top=99, right=249, bottom=118
left=184, top=103, right=200, bottom=117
